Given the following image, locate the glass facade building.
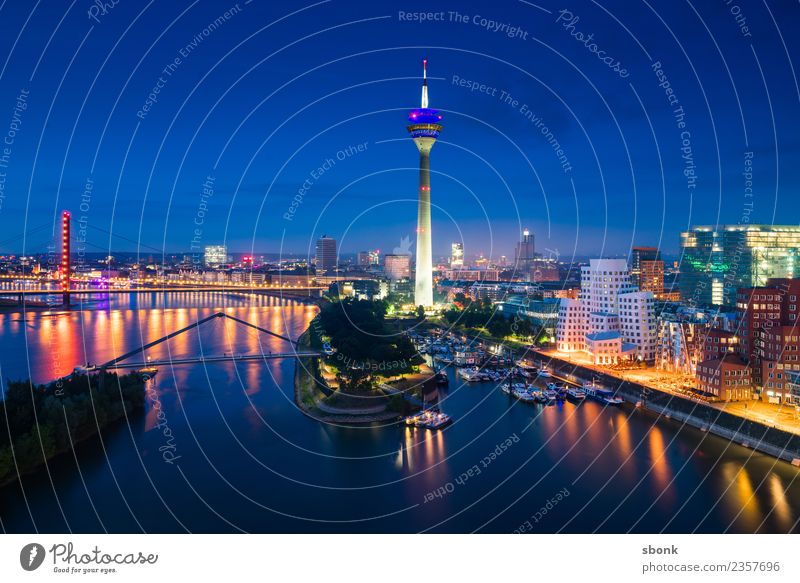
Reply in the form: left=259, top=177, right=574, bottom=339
left=679, top=226, right=800, bottom=307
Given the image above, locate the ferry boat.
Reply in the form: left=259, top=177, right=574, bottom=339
left=582, top=381, right=624, bottom=406
left=404, top=409, right=452, bottom=429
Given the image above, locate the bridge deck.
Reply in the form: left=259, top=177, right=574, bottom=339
left=82, top=351, right=322, bottom=370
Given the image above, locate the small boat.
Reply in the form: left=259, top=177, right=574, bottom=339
left=537, top=369, right=552, bottom=378
left=543, top=388, right=557, bottom=404
left=582, top=381, right=624, bottom=406
left=457, top=367, right=480, bottom=382
left=566, top=387, right=586, bottom=401
left=404, top=409, right=452, bottom=429
left=501, top=384, right=512, bottom=395
left=531, top=390, right=547, bottom=403
left=512, top=387, right=536, bottom=402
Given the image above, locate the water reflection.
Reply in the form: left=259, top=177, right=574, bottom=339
left=1, top=294, right=799, bottom=533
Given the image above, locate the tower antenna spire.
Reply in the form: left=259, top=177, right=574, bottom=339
left=421, top=59, right=428, bottom=108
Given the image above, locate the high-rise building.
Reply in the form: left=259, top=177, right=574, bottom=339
left=451, top=242, right=464, bottom=268
left=679, top=225, right=800, bottom=306
left=639, top=259, right=665, bottom=293
left=315, top=235, right=337, bottom=275
left=204, top=245, right=227, bottom=267
left=357, top=251, right=370, bottom=266
left=408, top=59, right=443, bottom=307
left=556, top=259, right=656, bottom=364
left=630, top=246, right=660, bottom=287
left=384, top=254, right=411, bottom=281
left=514, top=228, right=535, bottom=274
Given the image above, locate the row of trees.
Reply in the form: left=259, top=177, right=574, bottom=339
left=310, top=299, right=423, bottom=392
left=0, top=372, right=145, bottom=486
left=443, top=294, right=548, bottom=342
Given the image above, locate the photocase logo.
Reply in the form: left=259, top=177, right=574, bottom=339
left=19, top=543, right=46, bottom=571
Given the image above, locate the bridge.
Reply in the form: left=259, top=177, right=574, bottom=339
left=0, top=215, right=326, bottom=306
left=0, top=284, right=325, bottom=306
left=74, top=311, right=324, bottom=374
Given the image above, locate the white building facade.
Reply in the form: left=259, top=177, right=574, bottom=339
left=556, top=259, right=656, bottom=364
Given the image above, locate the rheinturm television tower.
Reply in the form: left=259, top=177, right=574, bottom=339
left=407, top=59, right=443, bottom=307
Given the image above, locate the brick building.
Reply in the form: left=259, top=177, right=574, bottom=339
left=695, top=355, right=752, bottom=401
left=736, top=278, right=800, bottom=401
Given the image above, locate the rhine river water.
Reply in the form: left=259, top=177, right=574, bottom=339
left=0, top=292, right=798, bottom=533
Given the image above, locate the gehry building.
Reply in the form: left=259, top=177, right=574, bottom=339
left=556, top=259, right=656, bottom=365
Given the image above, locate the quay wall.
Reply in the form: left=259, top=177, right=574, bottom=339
left=536, top=353, right=800, bottom=465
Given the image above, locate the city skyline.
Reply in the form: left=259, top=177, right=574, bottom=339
left=2, top=0, right=800, bottom=548
left=0, top=1, right=797, bottom=259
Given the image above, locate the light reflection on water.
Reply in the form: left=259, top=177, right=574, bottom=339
left=0, top=293, right=797, bottom=533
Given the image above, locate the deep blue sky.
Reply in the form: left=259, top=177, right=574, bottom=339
left=0, top=0, right=797, bottom=262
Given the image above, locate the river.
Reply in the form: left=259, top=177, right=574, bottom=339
left=0, top=292, right=798, bottom=533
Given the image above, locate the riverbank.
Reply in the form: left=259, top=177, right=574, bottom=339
left=535, top=352, right=800, bottom=465
left=0, top=371, right=147, bottom=487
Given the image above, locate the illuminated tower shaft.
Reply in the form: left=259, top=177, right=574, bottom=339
left=414, top=141, right=433, bottom=306
left=407, top=60, right=442, bottom=307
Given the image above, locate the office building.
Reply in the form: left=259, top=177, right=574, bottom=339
left=497, top=296, right=560, bottom=338
left=630, top=246, right=660, bottom=287
left=451, top=242, right=464, bottom=268
left=640, top=259, right=665, bottom=293
left=442, top=268, right=500, bottom=282
left=700, top=329, right=740, bottom=362
left=384, top=254, right=411, bottom=281
left=315, top=236, right=337, bottom=275
left=204, top=245, right=227, bottom=267
left=556, top=259, right=656, bottom=364
left=679, top=225, right=800, bottom=306
left=695, top=355, right=752, bottom=401
left=514, top=228, right=535, bottom=274
left=737, top=278, right=800, bottom=402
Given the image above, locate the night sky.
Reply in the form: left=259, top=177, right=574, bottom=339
left=0, top=0, right=797, bottom=263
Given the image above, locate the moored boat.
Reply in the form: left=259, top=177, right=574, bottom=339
left=582, top=381, right=624, bottom=406
left=566, top=387, right=586, bottom=401
left=404, top=409, right=453, bottom=429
